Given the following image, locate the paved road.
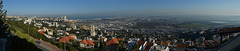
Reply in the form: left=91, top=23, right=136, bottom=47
left=35, top=43, right=49, bottom=51
left=32, top=37, right=63, bottom=51
left=35, top=41, right=60, bottom=51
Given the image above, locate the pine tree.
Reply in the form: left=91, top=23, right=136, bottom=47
left=0, top=0, right=11, bottom=51
left=0, top=0, right=9, bottom=38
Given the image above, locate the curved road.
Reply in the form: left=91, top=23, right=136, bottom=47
left=32, top=37, right=63, bottom=51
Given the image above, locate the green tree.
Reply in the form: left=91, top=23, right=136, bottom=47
left=0, top=0, right=9, bottom=38
left=100, top=41, right=108, bottom=51
left=132, top=44, right=140, bottom=51
left=67, top=45, right=79, bottom=51
left=0, top=1, right=42, bottom=51
left=117, top=40, right=125, bottom=51
left=71, top=40, right=80, bottom=47
left=222, top=38, right=229, bottom=44
left=58, top=43, right=63, bottom=49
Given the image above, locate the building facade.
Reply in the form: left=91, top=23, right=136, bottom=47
left=90, top=25, right=96, bottom=36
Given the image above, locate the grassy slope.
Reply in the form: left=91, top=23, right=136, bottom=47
left=8, top=20, right=82, bottom=51
left=6, top=21, right=42, bottom=51
left=7, top=20, right=52, bottom=42
left=9, top=36, right=42, bottom=51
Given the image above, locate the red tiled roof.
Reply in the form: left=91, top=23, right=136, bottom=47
left=59, top=36, right=70, bottom=43
left=38, top=29, right=46, bottom=34
left=70, top=34, right=76, bottom=36
left=137, top=41, right=153, bottom=51
left=99, top=38, right=105, bottom=41
left=161, top=41, right=169, bottom=45
left=156, top=41, right=161, bottom=43
left=106, top=38, right=119, bottom=46
left=65, top=32, right=69, bottom=34
left=145, top=42, right=153, bottom=46
left=80, top=39, right=95, bottom=46
left=38, top=29, right=45, bottom=31
left=204, top=42, right=210, bottom=45
left=144, top=42, right=153, bottom=51
left=69, top=37, right=75, bottom=39
left=137, top=40, right=145, bottom=46
left=155, top=41, right=161, bottom=44
left=219, top=27, right=240, bottom=34
left=177, top=44, right=187, bottom=48
left=48, top=28, right=52, bottom=30
left=118, top=38, right=124, bottom=41
left=39, top=32, right=45, bottom=34
left=69, top=34, right=76, bottom=39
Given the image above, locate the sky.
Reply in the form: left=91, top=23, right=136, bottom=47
left=3, top=0, right=240, bottom=17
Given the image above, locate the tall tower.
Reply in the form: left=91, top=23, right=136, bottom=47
left=61, top=16, right=64, bottom=20
left=61, top=16, right=67, bottom=21
left=90, top=25, right=96, bottom=36
left=55, top=22, right=59, bottom=27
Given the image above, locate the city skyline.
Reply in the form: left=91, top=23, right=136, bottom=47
left=3, top=0, right=240, bottom=17
left=1, top=0, right=240, bottom=50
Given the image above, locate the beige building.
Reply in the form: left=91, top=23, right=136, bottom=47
left=90, top=25, right=96, bottom=36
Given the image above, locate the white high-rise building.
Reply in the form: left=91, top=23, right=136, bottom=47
left=54, top=22, right=59, bottom=27
left=61, top=16, right=63, bottom=20
left=72, top=24, right=77, bottom=30
left=61, top=16, right=67, bottom=21
left=90, top=25, right=96, bottom=36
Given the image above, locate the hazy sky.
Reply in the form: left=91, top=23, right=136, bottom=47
left=3, top=0, right=240, bottom=17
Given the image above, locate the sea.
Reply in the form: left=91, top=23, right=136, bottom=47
left=67, top=16, right=117, bottom=20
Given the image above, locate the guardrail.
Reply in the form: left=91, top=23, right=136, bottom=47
left=216, top=34, right=240, bottom=50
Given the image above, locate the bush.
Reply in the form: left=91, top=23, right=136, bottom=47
left=8, top=20, right=53, bottom=43
left=57, top=43, right=63, bottom=49
left=67, top=45, right=79, bottom=51
left=222, top=38, right=229, bottom=43
left=51, top=41, right=57, bottom=46
left=9, top=36, right=42, bottom=51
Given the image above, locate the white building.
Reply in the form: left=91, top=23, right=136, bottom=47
left=53, top=22, right=59, bottom=27
left=71, top=24, right=77, bottom=30
left=61, top=16, right=67, bottom=22
left=24, top=19, right=32, bottom=24
left=66, top=28, right=72, bottom=31
left=90, top=25, right=96, bottom=36
left=150, top=44, right=170, bottom=51
left=47, top=29, right=53, bottom=35
left=34, top=23, right=42, bottom=28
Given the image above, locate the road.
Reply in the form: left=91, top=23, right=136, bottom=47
left=32, top=37, right=63, bottom=51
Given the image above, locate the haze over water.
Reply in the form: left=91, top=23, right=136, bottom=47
left=4, top=0, right=240, bottom=17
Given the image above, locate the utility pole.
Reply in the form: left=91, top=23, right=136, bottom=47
left=28, top=21, right=29, bottom=36
left=64, top=29, right=66, bottom=51
left=141, top=44, right=144, bottom=51
left=28, top=21, right=30, bottom=41
left=64, top=34, right=66, bottom=51
left=99, top=36, right=102, bottom=51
